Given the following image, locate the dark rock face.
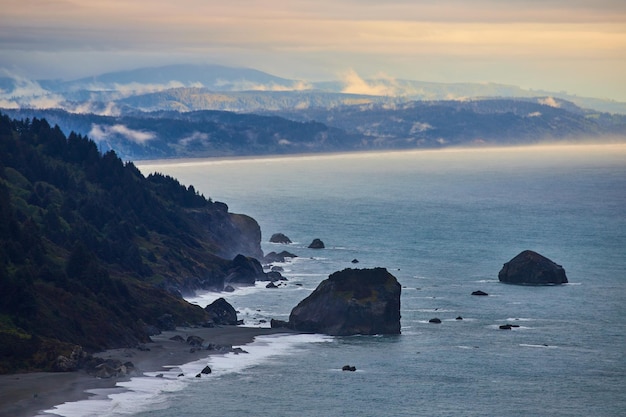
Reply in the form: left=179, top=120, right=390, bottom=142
left=278, top=268, right=401, bottom=336
left=270, top=233, right=292, bottom=244
left=498, top=250, right=568, bottom=285
left=308, top=238, right=325, bottom=249
left=225, top=254, right=266, bottom=286
left=204, top=297, right=238, bottom=325
left=263, top=251, right=298, bottom=263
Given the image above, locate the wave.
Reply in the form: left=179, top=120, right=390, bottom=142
left=519, top=343, right=558, bottom=349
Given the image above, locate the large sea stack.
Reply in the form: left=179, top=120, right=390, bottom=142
left=498, top=250, right=568, bottom=285
left=274, top=268, right=401, bottom=335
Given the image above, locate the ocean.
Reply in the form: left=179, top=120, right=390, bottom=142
left=46, top=144, right=626, bottom=416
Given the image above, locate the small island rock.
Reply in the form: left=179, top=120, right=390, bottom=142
left=274, top=268, right=401, bottom=336
left=498, top=250, right=568, bottom=285
left=308, top=238, right=325, bottom=249
left=471, top=290, right=488, bottom=296
left=270, top=233, right=292, bottom=244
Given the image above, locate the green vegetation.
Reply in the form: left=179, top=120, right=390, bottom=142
left=0, top=113, right=258, bottom=373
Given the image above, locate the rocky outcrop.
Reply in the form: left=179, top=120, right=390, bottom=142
left=225, top=254, right=266, bottom=286
left=270, top=233, right=292, bottom=244
left=273, top=268, right=401, bottom=336
left=499, top=250, right=568, bottom=285
left=263, top=251, right=298, bottom=263
left=204, top=297, right=238, bottom=325
left=471, top=290, right=488, bottom=296
left=308, top=238, right=325, bottom=249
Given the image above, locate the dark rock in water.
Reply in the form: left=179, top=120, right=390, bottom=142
left=204, top=297, right=238, bottom=325
left=282, top=268, right=401, bottom=336
left=201, top=365, right=212, bottom=374
left=225, top=254, right=266, bottom=286
left=270, top=265, right=284, bottom=272
left=266, top=282, right=278, bottom=288
left=308, top=238, right=325, bottom=249
left=351, top=259, right=359, bottom=264
left=270, top=233, right=292, bottom=244
left=169, top=335, right=185, bottom=343
left=259, top=270, right=286, bottom=282
left=342, top=365, right=357, bottom=372
left=456, top=316, right=463, bottom=320
left=224, top=285, right=235, bottom=292
left=263, top=251, right=298, bottom=263
left=498, top=250, right=568, bottom=285
left=195, top=373, right=202, bottom=378
left=429, top=318, right=442, bottom=324
left=471, top=290, right=489, bottom=296
left=499, top=324, right=513, bottom=330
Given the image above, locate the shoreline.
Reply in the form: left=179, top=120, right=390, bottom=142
left=135, top=141, right=626, bottom=168
left=0, top=326, right=294, bottom=417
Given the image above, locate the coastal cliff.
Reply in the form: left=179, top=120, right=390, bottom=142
left=0, top=113, right=264, bottom=373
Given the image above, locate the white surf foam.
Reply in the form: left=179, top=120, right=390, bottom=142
left=43, top=333, right=332, bottom=417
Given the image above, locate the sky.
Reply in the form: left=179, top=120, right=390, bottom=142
left=1, top=0, right=625, bottom=101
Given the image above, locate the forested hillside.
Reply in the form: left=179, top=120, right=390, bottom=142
left=0, top=114, right=262, bottom=373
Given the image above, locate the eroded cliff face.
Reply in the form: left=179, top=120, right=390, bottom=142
left=281, top=268, right=401, bottom=336
left=186, top=205, right=263, bottom=260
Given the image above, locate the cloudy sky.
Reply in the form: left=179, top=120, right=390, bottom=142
left=1, top=0, right=625, bottom=100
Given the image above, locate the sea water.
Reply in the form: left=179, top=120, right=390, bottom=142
left=45, top=144, right=626, bottom=416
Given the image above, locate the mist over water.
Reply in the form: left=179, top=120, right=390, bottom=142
left=55, top=144, right=625, bottom=416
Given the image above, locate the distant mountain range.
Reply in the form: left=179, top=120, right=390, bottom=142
left=1, top=64, right=625, bottom=160
left=2, top=63, right=626, bottom=114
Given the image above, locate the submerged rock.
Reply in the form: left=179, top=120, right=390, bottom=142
left=498, top=250, right=568, bottom=285
left=471, top=290, right=488, bottom=296
left=275, top=268, right=401, bottom=336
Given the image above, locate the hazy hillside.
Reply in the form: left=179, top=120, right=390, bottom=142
left=0, top=114, right=264, bottom=372
left=0, top=108, right=364, bottom=160
left=263, top=98, right=626, bottom=148
left=3, top=96, right=625, bottom=161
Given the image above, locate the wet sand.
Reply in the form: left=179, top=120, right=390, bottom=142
left=0, top=326, right=294, bottom=417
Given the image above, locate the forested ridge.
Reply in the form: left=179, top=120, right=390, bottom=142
left=0, top=113, right=260, bottom=373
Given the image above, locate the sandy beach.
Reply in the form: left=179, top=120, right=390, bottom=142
left=0, top=326, right=294, bottom=417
